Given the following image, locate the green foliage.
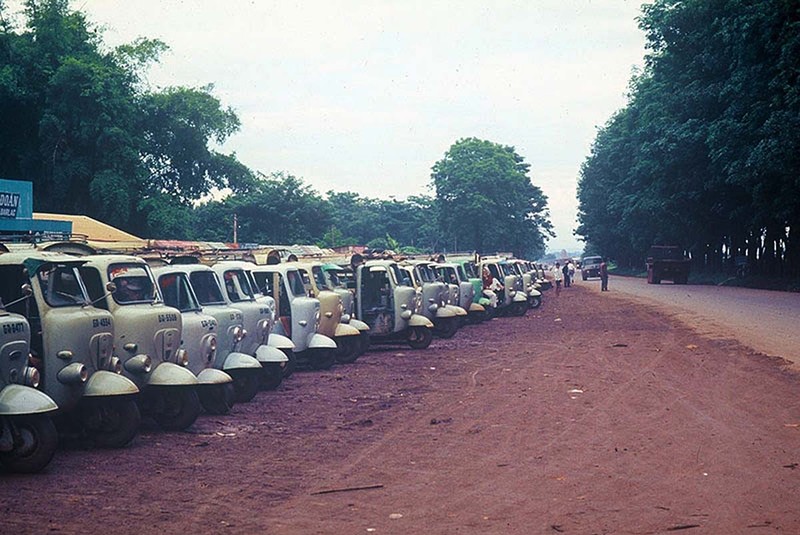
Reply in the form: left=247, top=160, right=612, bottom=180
left=431, top=137, right=552, bottom=258
left=577, top=0, right=800, bottom=276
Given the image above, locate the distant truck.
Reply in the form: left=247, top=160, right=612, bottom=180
left=646, top=246, right=690, bottom=284
left=581, top=256, right=603, bottom=280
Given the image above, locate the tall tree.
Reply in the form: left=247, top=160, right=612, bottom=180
left=431, top=138, right=552, bottom=258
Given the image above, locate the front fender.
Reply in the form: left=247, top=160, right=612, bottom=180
left=147, top=362, right=199, bottom=387
left=308, top=333, right=337, bottom=349
left=528, top=289, right=542, bottom=298
left=223, top=351, right=263, bottom=371
left=348, top=318, right=370, bottom=332
left=446, top=305, right=467, bottom=316
left=0, top=384, right=58, bottom=415
left=335, top=323, right=361, bottom=337
left=469, top=303, right=486, bottom=313
left=512, top=293, right=528, bottom=303
left=255, top=344, right=289, bottom=363
left=196, top=368, right=233, bottom=385
left=435, top=307, right=457, bottom=318
left=268, top=333, right=295, bottom=351
left=408, top=314, right=434, bottom=328
left=84, top=370, right=140, bottom=398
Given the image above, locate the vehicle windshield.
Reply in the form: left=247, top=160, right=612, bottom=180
left=38, top=263, right=89, bottom=307
left=390, top=264, right=410, bottom=287
left=189, top=271, right=226, bottom=305
left=311, top=266, right=330, bottom=291
left=500, top=263, right=515, bottom=277
left=583, top=256, right=602, bottom=266
left=250, top=271, right=274, bottom=296
left=442, top=266, right=459, bottom=285
left=109, top=263, right=159, bottom=305
left=457, top=264, right=468, bottom=281
left=415, top=264, right=435, bottom=283
left=285, top=269, right=306, bottom=297
left=158, top=272, right=201, bottom=312
left=222, top=269, right=254, bottom=302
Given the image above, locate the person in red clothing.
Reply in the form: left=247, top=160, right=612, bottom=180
left=599, top=258, right=609, bottom=291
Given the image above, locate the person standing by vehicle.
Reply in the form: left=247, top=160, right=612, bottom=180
left=600, top=258, right=609, bottom=291
left=551, top=262, right=563, bottom=296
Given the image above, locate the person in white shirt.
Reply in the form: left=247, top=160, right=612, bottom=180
left=551, top=262, right=563, bottom=296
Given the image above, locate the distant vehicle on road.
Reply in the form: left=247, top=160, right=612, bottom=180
left=646, top=246, right=690, bottom=284
left=581, top=256, right=603, bottom=281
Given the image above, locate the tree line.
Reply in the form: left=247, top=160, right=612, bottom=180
left=577, top=0, right=800, bottom=278
left=0, top=0, right=551, bottom=259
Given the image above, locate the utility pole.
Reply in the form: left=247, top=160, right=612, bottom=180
left=233, top=213, right=238, bottom=245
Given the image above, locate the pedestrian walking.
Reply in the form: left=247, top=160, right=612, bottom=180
left=551, top=262, right=563, bottom=296
left=562, top=262, right=571, bottom=288
left=600, top=258, right=609, bottom=291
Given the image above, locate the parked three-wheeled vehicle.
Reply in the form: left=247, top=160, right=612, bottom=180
left=450, top=257, right=497, bottom=321
left=354, top=259, right=434, bottom=349
left=156, top=263, right=264, bottom=403
left=151, top=266, right=237, bottom=414
left=431, top=260, right=486, bottom=324
left=293, top=261, right=366, bottom=364
left=249, top=264, right=338, bottom=370
left=0, top=249, right=140, bottom=449
left=0, top=308, right=58, bottom=473
left=318, top=263, right=371, bottom=356
left=209, top=261, right=290, bottom=386
left=510, top=260, right=543, bottom=309
left=480, top=258, right=528, bottom=317
left=399, top=260, right=462, bottom=339
left=79, top=255, right=204, bottom=431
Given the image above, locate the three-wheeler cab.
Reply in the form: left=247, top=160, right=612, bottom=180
left=157, top=264, right=263, bottom=402
left=318, top=263, right=371, bottom=356
left=249, top=264, right=338, bottom=370
left=450, top=257, right=495, bottom=321
left=293, top=261, right=365, bottom=364
left=510, top=260, right=543, bottom=309
left=0, top=308, right=59, bottom=473
left=354, top=259, right=434, bottom=349
left=480, top=258, right=528, bottom=317
left=0, top=250, right=140, bottom=448
left=209, top=261, right=289, bottom=385
left=432, top=261, right=486, bottom=323
left=80, top=255, right=202, bottom=431
left=399, top=260, right=461, bottom=339
left=152, top=266, right=236, bottom=414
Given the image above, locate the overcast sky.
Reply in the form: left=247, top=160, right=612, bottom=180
left=9, top=0, right=649, bottom=252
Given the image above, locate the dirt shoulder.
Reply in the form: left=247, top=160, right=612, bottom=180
left=3, top=285, right=799, bottom=534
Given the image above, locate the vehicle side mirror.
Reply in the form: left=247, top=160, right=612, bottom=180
left=20, top=283, right=33, bottom=296
left=106, top=281, right=117, bottom=293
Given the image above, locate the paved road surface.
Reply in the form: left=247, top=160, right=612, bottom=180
left=582, top=275, right=800, bottom=368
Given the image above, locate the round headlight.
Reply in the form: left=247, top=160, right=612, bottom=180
left=232, top=325, right=245, bottom=342
left=176, top=348, right=189, bottom=366
left=22, top=366, right=40, bottom=388
left=109, top=356, right=122, bottom=374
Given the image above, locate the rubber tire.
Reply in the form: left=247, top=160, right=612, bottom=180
left=199, top=383, right=234, bottom=415
left=435, top=317, right=459, bottom=339
left=484, top=305, right=497, bottom=321
left=528, top=295, right=542, bottom=309
left=358, top=331, right=371, bottom=356
left=152, top=387, right=201, bottom=431
left=91, top=397, right=141, bottom=448
left=230, top=369, right=261, bottom=403
left=261, top=362, right=284, bottom=391
left=281, top=350, right=297, bottom=379
left=511, top=301, right=528, bottom=317
left=0, top=415, right=58, bottom=473
left=309, top=348, right=336, bottom=370
left=407, top=326, right=433, bottom=350
left=335, top=336, right=361, bottom=364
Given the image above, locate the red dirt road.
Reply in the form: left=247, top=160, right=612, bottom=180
left=3, top=285, right=799, bottom=534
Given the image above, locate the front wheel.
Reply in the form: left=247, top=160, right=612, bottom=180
left=309, top=348, right=336, bottom=370
left=407, top=326, right=433, bottom=349
left=528, top=295, right=542, bottom=309
left=152, top=387, right=201, bottom=431
left=261, top=362, right=284, bottom=391
left=0, top=415, right=58, bottom=473
left=199, top=383, right=234, bottom=415
left=511, top=301, right=528, bottom=317
left=229, top=369, right=261, bottom=403
left=434, top=317, right=459, bottom=339
left=88, top=396, right=141, bottom=448
left=335, top=335, right=361, bottom=364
